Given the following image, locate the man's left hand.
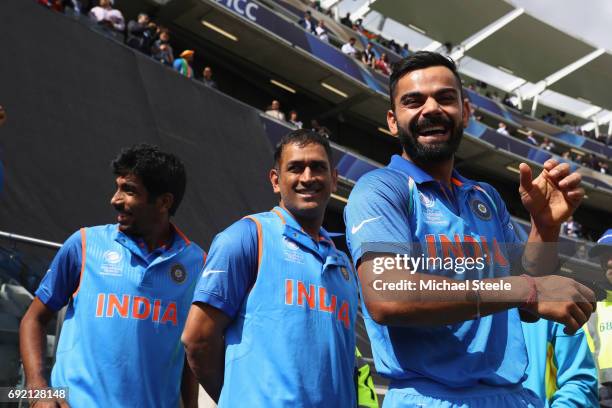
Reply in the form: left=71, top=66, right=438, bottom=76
left=518, top=159, right=584, bottom=230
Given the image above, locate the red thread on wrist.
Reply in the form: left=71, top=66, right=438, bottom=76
left=521, top=274, right=538, bottom=312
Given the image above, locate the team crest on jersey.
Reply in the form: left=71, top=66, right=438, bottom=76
left=170, top=263, right=187, bottom=284
left=470, top=199, right=491, bottom=221
left=419, top=191, right=435, bottom=208
left=100, top=250, right=123, bottom=276
left=340, top=266, right=350, bottom=281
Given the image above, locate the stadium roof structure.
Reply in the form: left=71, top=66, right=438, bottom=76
left=549, top=52, right=612, bottom=111
left=465, top=13, right=595, bottom=84
left=336, top=0, right=612, bottom=126
left=369, top=0, right=515, bottom=48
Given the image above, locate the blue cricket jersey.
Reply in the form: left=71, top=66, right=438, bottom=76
left=36, top=224, right=205, bottom=407
left=344, top=155, right=527, bottom=389
left=522, top=320, right=598, bottom=407
left=193, top=207, right=359, bottom=407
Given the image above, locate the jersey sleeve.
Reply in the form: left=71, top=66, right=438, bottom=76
left=192, top=218, right=258, bottom=319
left=35, top=230, right=83, bottom=312
left=549, top=324, right=599, bottom=408
left=344, top=170, right=413, bottom=265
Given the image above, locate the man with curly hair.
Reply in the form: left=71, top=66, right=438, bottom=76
left=20, top=144, right=204, bottom=407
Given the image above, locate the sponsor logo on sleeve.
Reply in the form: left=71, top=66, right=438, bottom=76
left=351, top=216, right=381, bottom=234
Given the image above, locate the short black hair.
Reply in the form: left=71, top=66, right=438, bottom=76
left=111, top=143, right=186, bottom=216
left=389, top=51, right=463, bottom=110
left=273, top=129, right=333, bottom=168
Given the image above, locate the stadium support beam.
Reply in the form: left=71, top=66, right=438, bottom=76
left=521, top=48, right=606, bottom=101
left=450, top=8, right=524, bottom=61
left=531, top=95, right=539, bottom=117
left=349, top=0, right=374, bottom=21
left=321, top=0, right=341, bottom=9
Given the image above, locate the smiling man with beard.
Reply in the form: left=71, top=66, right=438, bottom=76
left=182, top=129, right=359, bottom=407
left=20, top=144, right=203, bottom=408
left=344, top=52, right=596, bottom=407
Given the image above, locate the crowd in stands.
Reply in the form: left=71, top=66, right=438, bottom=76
left=264, top=100, right=331, bottom=139
left=36, top=0, right=609, bottom=240
left=296, top=4, right=410, bottom=77
left=497, top=120, right=610, bottom=175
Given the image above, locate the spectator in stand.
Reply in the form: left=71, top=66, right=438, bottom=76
left=38, top=0, right=64, bottom=12
left=361, top=43, right=376, bottom=68
left=582, top=153, right=598, bottom=169
left=89, top=0, right=125, bottom=32
left=354, top=18, right=364, bottom=31
left=400, top=43, right=410, bottom=58
left=562, top=151, right=572, bottom=161
left=391, top=40, right=401, bottom=54
left=311, top=119, right=331, bottom=139
left=173, top=50, right=194, bottom=78
left=151, top=29, right=174, bottom=66
left=126, top=13, right=156, bottom=55
left=340, top=12, right=352, bottom=28
left=542, top=112, right=554, bottom=124
left=539, top=137, right=555, bottom=152
left=341, top=38, right=358, bottom=58
left=502, top=93, right=516, bottom=109
left=525, top=130, right=538, bottom=146
left=0, top=105, right=6, bottom=127
left=289, top=110, right=303, bottom=129
left=315, top=20, right=329, bottom=43
left=374, top=53, right=390, bottom=75
left=562, top=216, right=582, bottom=238
left=599, top=161, right=609, bottom=175
left=201, top=67, right=218, bottom=90
left=298, top=11, right=315, bottom=34
left=496, top=122, right=510, bottom=136
left=265, top=100, right=285, bottom=121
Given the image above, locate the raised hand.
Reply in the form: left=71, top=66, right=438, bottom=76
left=518, top=160, right=584, bottom=229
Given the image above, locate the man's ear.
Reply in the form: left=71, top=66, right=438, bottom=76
left=462, top=97, right=471, bottom=128
left=157, top=193, right=174, bottom=214
left=387, top=109, right=398, bottom=136
left=331, top=168, right=338, bottom=193
left=270, top=168, right=280, bottom=194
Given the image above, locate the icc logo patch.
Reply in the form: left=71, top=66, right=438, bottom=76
left=170, top=264, right=187, bottom=284
left=419, top=191, right=435, bottom=208
left=283, top=236, right=299, bottom=250
left=103, top=250, right=122, bottom=264
left=470, top=199, right=491, bottom=221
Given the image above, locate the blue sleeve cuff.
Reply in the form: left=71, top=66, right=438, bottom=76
left=352, top=242, right=413, bottom=266
left=192, top=291, right=236, bottom=319
left=35, top=287, right=64, bottom=312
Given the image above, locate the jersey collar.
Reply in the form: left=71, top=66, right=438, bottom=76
left=388, top=154, right=474, bottom=188
left=272, top=206, right=334, bottom=245
left=113, top=223, right=190, bottom=263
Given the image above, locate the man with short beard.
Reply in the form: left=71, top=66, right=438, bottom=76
left=345, top=52, right=595, bottom=407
